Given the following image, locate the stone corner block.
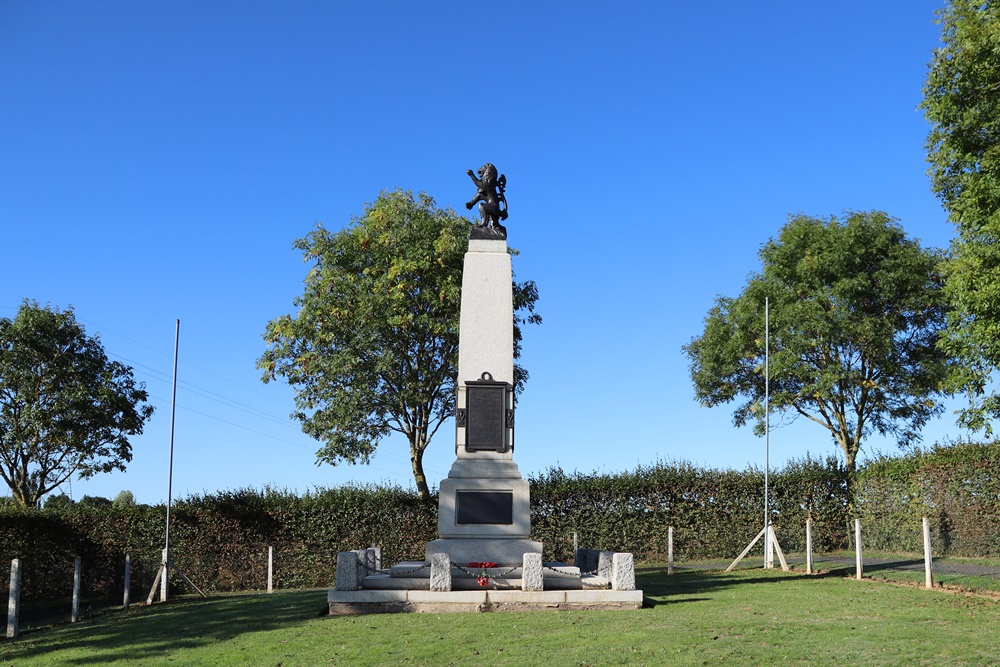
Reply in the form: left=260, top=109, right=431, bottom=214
left=611, top=552, right=635, bottom=591
left=335, top=551, right=359, bottom=591
left=522, top=552, right=543, bottom=592
left=430, top=553, right=452, bottom=592
left=597, top=550, right=614, bottom=579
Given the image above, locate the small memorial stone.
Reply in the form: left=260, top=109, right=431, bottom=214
left=335, top=552, right=359, bottom=591
left=611, top=553, right=636, bottom=591
left=598, top=551, right=614, bottom=580
left=430, top=553, right=452, bottom=592
left=522, top=552, right=543, bottom=592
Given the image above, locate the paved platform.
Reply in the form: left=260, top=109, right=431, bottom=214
left=327, top=588, right=644, bottom=614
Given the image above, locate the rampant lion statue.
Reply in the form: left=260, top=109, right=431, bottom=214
left=465, top=163, right=508, bottom=231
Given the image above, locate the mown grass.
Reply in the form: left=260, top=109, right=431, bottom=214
left=4, top=568, right=1000, bottom=666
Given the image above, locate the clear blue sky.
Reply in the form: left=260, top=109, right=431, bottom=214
left=0, top=1, right=965, bottom=505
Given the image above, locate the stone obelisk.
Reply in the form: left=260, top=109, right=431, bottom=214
left=425, top=164, right=542, bottom=566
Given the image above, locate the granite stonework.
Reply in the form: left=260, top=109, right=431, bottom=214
left=522, top=553, right=543, bottom=592
left=426, top=237, right=542, bottom=566
left=327, top=219, right=642, bottom=613
left=328, top=588, right=644, bottom=614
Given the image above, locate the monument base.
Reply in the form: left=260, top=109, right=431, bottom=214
left=425, top=538, right=542, bottom=567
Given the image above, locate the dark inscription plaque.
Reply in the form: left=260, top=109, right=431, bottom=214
left=466, top=384, right=506, bottom=451
left=457, top=491, right=513, bottom=525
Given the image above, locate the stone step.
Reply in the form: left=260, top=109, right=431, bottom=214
left=366, top=572, right=585, bottom=591
left=328, top=588, right=644, bottom=613
left=388, top=561, right=580, bottom=579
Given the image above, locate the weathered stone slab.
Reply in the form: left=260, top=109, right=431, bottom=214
left=430, top=553, right=452, bottom=592
left=361, top=574, right=430, bottom=590
left=598, top=551, right=614, bottom=580
left=408, top=590, right=488, bottom=604
left=389, top=561, right=432, bottom=578
left=425, top=538, right=542, bottom=566
left=581, top=574, right=610, bottom=589
left=335, top=552, right=359, bottom=591
left=522, top=553, right=543, bottom=591
left=612, top=553, right=635, bottom=591
left=575, top=548, right=599, bottom=573
left=564, top=589, right=644, bottom=604
left=328, top=589, right=408, bottom=603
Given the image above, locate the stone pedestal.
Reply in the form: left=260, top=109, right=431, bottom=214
left=426, top=237, right=541, bottom=567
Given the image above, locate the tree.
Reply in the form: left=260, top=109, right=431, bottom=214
left=258, top=190, right=540, bottom=500
left=922, top=0, right=1000, bottom=432
left=683, top=212, right=951, bottom=474
left=0, top=301, right=155, bottom=508
left=112, top=489, right=137, bottom=507
left=43, top=493, right=74, bottom=511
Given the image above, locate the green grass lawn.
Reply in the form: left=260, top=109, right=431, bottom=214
left=4, top=568, right=1000, bottom=666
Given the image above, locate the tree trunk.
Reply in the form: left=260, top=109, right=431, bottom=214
left=409, top=438, right=430, bottom=502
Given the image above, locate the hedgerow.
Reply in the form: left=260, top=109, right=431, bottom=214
left=2, top=442, right=999, bottom=599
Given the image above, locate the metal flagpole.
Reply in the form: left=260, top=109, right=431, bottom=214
left=164, top=319, right=180, bottom=601
left=725, top=297, right=787, bottom=572
left=764, top=298, right=772, bottom=568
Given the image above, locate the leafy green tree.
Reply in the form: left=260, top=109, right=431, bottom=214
left=922, top=0, right=1000, bottom=432
left=683, top=212, right=951, bottom=474
left=112, top=489, right=137, bottom=507
left=42, top=493, right=74, bottom=511
left=79, top=495, right=112, bottom=508
left=258, top=190, right=540, bottom=500
left=0, top=301, right=155, bottom=508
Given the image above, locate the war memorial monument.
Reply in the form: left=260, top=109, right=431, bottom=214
left=327, top=166, right=642, bottom=613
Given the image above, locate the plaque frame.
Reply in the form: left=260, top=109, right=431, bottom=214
left=456, top=491, right=514, bottom=525
left=460, top=371, right=514, bottom=453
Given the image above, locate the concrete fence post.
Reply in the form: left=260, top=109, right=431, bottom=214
left=667, top=527, right=674, bottom=575
left=160, top=548, right=168, bottom=603
left=922, top=517, right=934, bottom=589
left=123, top=554, right=131, bottom=609
left=855, top=519, right=863, bottom=581
left=7, top=558, right=20, bottom=638
left=72, top=556, right=81, bottom=622
left=267, top=546, right=274, bottom=594
left=806, top=519, right=813, bottom=575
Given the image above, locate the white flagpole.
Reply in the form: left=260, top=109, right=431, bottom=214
left=764, top=298, right=772, bottom=568
left=163, top=319, right=180, bottom=600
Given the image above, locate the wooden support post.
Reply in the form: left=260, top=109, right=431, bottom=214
left=923, top=517, right=933, bottom=589
left=667, top=526, right=674, bottom=575
left=146, top=565, right=163, bottom=605
left=572, top=532, right=578, bottom=561
left=855, top=519, right=863, bottom=580
left=267, top=546, right=274, bottom=594
left=123, top=554, right=131, bottom=609
left=168, top=562, right=207, bottom=598
left=726, top=526, right=767, bottom=572
left=72, top=556, right=81, bottom=622
left=806, top=519, right=813, bottom=575
left=7, top=558, right=20, bottom=638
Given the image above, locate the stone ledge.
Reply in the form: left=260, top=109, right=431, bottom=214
left=327, top=588, right=644, bottom=614
left=328, top=589, right=409, bottom=604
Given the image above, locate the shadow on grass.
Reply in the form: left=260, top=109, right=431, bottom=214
left=1, top=589, right=328, bottom=666
left=636, top=564, right=856, bottom=608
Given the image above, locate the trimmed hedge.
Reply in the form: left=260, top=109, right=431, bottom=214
left=3, top=443, right=1000, bottom=599
left=0, top=485, right=436, bottom=599
left=856, top=440, right=1000, bottom=556
left=529, top=454, right=849, bottom=563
